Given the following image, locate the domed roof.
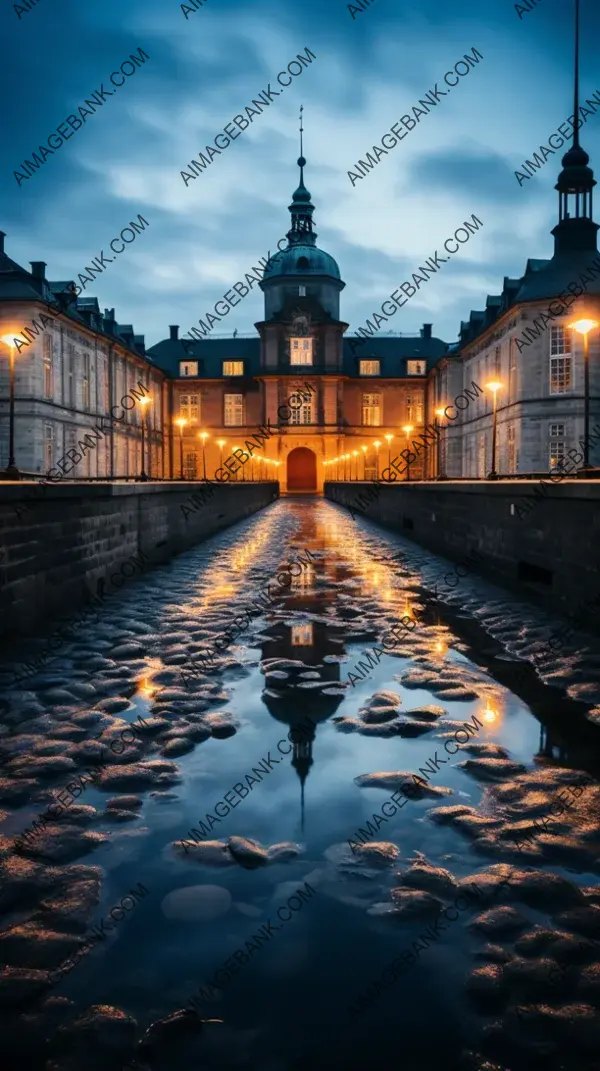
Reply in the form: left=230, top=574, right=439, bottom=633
left=263, top=241, right=341, bottom=281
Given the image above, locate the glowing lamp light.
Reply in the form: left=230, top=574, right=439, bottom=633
left=435, top=407, right=446, bottom=419
left=0, top=334, right=16, bottom=347
left=568, top=318, right=599, bottom=335
left=483, top=703, right=496, bottom=723
left=485, top=381, right=502, bottom=394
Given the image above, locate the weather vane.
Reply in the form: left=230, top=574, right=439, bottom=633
left=299, top=104, right=304, bottom=159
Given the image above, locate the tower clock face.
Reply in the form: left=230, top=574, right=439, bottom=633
left=291, top=311, right=310, bottom=336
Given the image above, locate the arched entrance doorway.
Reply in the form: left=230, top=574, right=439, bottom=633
left=287, top=447, right=317, bottom=492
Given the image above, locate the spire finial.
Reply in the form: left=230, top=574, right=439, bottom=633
left=299, top=104, right=304, bottom=160
left=573, top=0, right=580, bottom=148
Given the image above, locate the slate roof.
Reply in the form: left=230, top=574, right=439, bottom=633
left=146, top=331, right=448, bottom=379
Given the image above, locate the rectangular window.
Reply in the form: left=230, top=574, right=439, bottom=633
left=290, top=338, right=313, bottom=365
left=494, top=344, right=501, bottom=376
left=359, top=360, right=380, bottom=376
left=224, top=393, right=244, bottom=426
left=298, top=285, right=306, bottom=297
left=407, top=393, right=424, bottom=424
left=82, top=351, right=90, bottom=410
left=180, top=361, right=199, bottom=377
left=509, top=339, right=518, bottom=402
left=288, top=386, right=313, bottom=425
left=407, top=360, right=426, bottom=375
left=43, top=335, right=53, bottom=399
left=184, top=451, right=198, bottom=479
left=44, top=423, right=54, bottom=473
left=550, top=327, right=572, bottom=394
left=223, top=361, right=244, bottom=376
left=507, top=423, right=516, bottom=474
left=68, top=343, right=75, bottom=406
left=179, top=394, right=199, bottom=423
left=549, top=423, right=566, bottom=470
left=361, top=393, right=381, bottom=426
left=291, top=623, right=314, bottom=646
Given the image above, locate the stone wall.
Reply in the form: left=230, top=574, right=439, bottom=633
left=0, top=481, right=278, bottom=639
left=325, top=479, right=600, bottom=627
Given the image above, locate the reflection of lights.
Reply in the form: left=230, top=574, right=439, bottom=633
left=434, top=640, right=445, bottom=655
left=138, top=678, right=155, bottom=700
left=292, top=564, right=314, bottom=592
left=483, top=703, right=496, bottom=723
left=291, top=623, right=314, bottom=646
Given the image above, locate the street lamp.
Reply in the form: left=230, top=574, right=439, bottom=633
left=352, top=449, right=359, bottom=480
left=175, top=417, right=187, bottom=479
left=216, top=438, right=226, bottom=473
left=402, top=425, right=413, bottom=481
left=485, top=381, right=502, bottom=479
left=384, top=433, right=393, bottom=479
left=137, top=395, right=151, bottom=481
left=435, top=407, right=447, bottom=480
left=198, top=431, right=209, bottom=480
left=568, top=318, right=599, bottom=471
left=373, top=440, right=381, bottom=479
left=0, top=334, right=21, bottom=479
left=361, top=444, right=367, bottom=479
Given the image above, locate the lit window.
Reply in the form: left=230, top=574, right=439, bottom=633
left=224, top=393, right=244, bottom=426
left=550, top=328, right=572, bottom=394
left=407, top=394, right=424, bottom=424
left=361, top=393, right=381, bottom=426
left=299, top=285, right=306, bottom=297
left=290, top=338, right=313, bottom=365
left=43, top=335, right=53, bottom=399
left=180, top=361, right=199, bottom=377
left=407, top=360, right=426, bottom=375
left=44, top=423, right=54, bottom=472
left=223, top=361, right=244, bottom=376
left=549, top=423, right=566, bottom=470
left=359, top=360, right=380, bottom=376
left=291, top=623, right=313, bottom=646
left=180, top=394, right=199, bottom=422
left=184, top=451, right=198, bottom=479
left=288, top=386, right=314, bottom=426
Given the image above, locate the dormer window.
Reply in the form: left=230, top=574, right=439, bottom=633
left=180, top=360, right=198, bottom=376
left=223, top=360, right=244, bottom=376
left=359, top=360, right=380, bottom=376
left=407, top=360, right=426, bottom=375
left=299, top=285, right=306, bottom=297
left=290, top=338, right=313, bottom=365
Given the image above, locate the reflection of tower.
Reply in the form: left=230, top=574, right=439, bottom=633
left=291, top=725, right=315, bottom=833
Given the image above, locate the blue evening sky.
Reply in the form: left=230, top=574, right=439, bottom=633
left=1, top=0, right=599, bottom=347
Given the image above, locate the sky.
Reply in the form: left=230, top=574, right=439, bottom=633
left=1, top=0, right=600, bottom=349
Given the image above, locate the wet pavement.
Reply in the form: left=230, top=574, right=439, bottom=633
left=1, top=496, right=600, bottom=1071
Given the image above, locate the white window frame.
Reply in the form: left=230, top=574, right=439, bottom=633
left=288, top=385, right=313, bottom=425
left=549, top=422, right=567, bottom=470
left=44, top=423, right=54, bottom=472
left=361, top=392, right=381, bottom=426
left=549, top=327, right=573, bottom=394
left=43, top=336, right=53, bottom=399
left=290, top=337, right=313, bottom=366
left=179, top=394, right=199, bottom=423
left=224, top=393, right=244, bottom=426
left=407, top=393, right=424, bottom=424
left=359, top=360, right=380, bottom=376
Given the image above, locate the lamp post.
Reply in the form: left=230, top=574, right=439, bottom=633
left=373, top=440, right=381, bottom=479
left=352, top=449, right=359, bottom=480
left=0, top=335, right=21, bottom=479
left=216, top=438, right=226, bottom=474
left=435, top=407, right=447, bottom=480
left=402, top=425, right=413, bottom=481
left=175, top=417, right=187, bottom=479
left=361, top=444, right=367, bottom=479
left=198, top=431, right=209, bottom=480
left=384, top=433, right=393, bottom=479
left=137, top=395, right=151, bottom=481
left=568, top=318, right=599, bottom=471
left=485, top=381, right=502, bottom=479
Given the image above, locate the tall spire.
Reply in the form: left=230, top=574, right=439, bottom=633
left=552, top=0, right=598, bottom=255
left=287, top=104, right=317, bottom=248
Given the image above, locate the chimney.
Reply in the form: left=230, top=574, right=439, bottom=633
left=421, top=323, right=432, bottom=339
left=30, top=261, right=47, bottom=280
left=103, top=308, right=116, bottom=333
left=170, top=325, right=179, bottom=341
left=0, top=232, right=5, bottom=254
